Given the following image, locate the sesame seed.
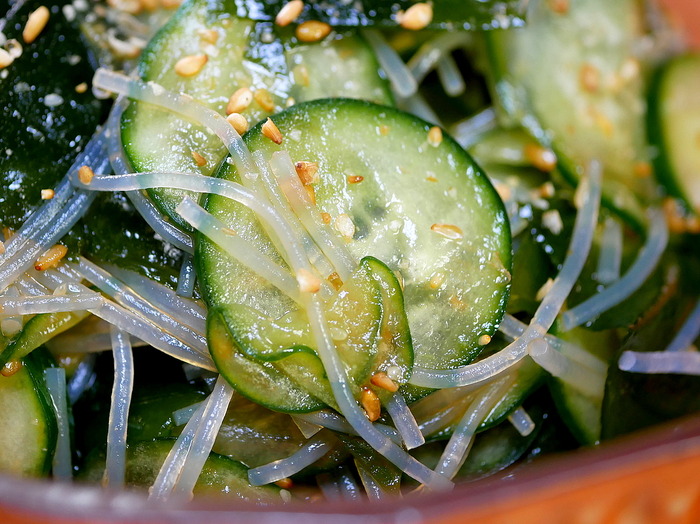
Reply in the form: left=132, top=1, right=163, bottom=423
left=0, top=361, right=22, bottom=377
left=360, top=387, right=381, bottom=421
left=549, top=0, right=569, bottom=14
left=524, top=144, right=557, bottom=172
left=386, top=366, right=402, bottom=382
left=191, top=151, right=207, bottom=167
left=262, top=118, right=283, bottom=144
left=226, top=112, right=249, bottom=135
left=295, top=161, right=318, bottom=185
left=139, top=0, right=159, bottom=11
left=23, top=6, right=50, bottom=44
left=75, top=82, right=88, bottom=93
left=427, top=126, right=443, bottom=146
left=254, top=88, right=275, bottom=112
left=0, top=241, right=4, bottom=255
left=633, top=161, right=652, bottom=178
left=161, top=0, right=182, bottom=8
left=398, top=3, right=432, bottom=31
left=327, top=271, right=343, bottom=291
left=305, top=185, right=316, bottom=204
left=0, top=49, right=13, bottom=69
left=430, top=223, right=463, bottom=240
left=347, top=175, right=364, bottom=184
left=478, top=334, right=492, bottom=346
left=321, top=212, right=331, bottom=224
left=292, top=64, right=309, bottom=87
left=197, top=28, right=219, bottom=44
left=579, top=63, right=600, bottom=93
left=429, top=273, right=445, bottom=289
left=370, top=372, right=399, bottom=392
left=295, top=20, right=331, bottom=43
left=542, top=209, right=564, bottom=235
left=174, top=54, right=207, bottom=77
left=379, top=125, right=390, bottom=136
left=275, top=0, right=304, bottom=27
left=78, top=165, right=94, bottom=185
left=448, top=294, right=466, bottom=310
left=226, top=87, right=253, bottom=115
left=274, top=478, right=294, bottom=489
left=334, top=213, right=355, bottom=239
left=426, top=175, right=438, bottom=182
left=296, top=268, right=321, bottom=293
left=41, top=189, right=55, bottom=200
left=35, top=244, right=68, bottom=271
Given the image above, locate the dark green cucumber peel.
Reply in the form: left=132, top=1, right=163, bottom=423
left=199, top=98, right=511, bottom=409
left=122, top=0, right=392, bottom=226
left=484, top=0, right=653, bottom=232
left=648, top=53, right=700, bottom=215
left=232, top=0, right=526, bottom=31
left=0, top=0, right=106, bottom=230
left=0, top=347, right=58, bottom=477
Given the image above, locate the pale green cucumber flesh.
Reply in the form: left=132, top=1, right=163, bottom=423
left=121, top=0, right=391, bottom=226
left=199, top=99, right=511, bottom=399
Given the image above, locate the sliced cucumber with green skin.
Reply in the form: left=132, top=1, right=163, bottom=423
left=122, top=0, right=391, bottom=227
left=208, top=308, right=326, bottom=413
left=648, top=53, right=700, bottom=214
left=0, top=310, right=91, bottom=368
left=0, top=348, right=58, bottom=477
left=549, top=328, right=616, bottom=445
left=200, top=100, right=511, bottom=402
left=485, top=0, right=653, bottom=231
left=80, top=439, right=282, bottom=502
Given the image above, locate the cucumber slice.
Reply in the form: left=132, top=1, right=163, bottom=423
left=486, top=0, right=653, bottom=230
left=0, top=310, right=90, bottom=368
left=122, top=0, right=391, bottom=226
left=199, top=100, right=511, bottom=396
left=0, top=349, right=58, bottom=476
left=649, top=53, right=700, bottom=214
left=80, top=439, right=282, bottom=502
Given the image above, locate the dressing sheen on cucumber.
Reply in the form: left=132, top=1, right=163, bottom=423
left=199, top=98, right=511, bottom=411
left=122, top=0, right=391, bottom=227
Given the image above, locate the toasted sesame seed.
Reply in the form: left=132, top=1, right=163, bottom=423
left=549, top=0, right=569, bottom=14
left=254, top=88, right=275, bottom=112
left=379, top=125, right=390, bottom=136
left=174, top=54, right=208, bottom=77
left=327, top=271, right=343, bottom=291
left=296, top=268, right=321, bottom=293
left=370, top=372, right=399, bottom=392
left=426, top=175, right=438, bottom=182
left=334, top=213, right=355, bottom=239
left=292, top=64, right=310, bottom=87
left=430, top=223, right=463, bottom=240
left=227, top=87, right=253, bottom=115
left=579, top=63, right=600, bottom=93
left=634, top=161, right=652, bottom=178
left=41, top=189, right=55, bottom=200
left=2, top=228, right=14, bottom=241
left=429, top=273, right=445, bottom=289
left=139, top=0, right=159, bottom=11
left=0, top=241, right=4, bottom=255
left=427, top=126, right=443, bottom=146
left=448, top=294, right=466, bottom=310
left=275, top=477, right=294, bottom=489
left=262, top=118, right=283, bottom=144
left=197, top=28, right=219, bottom=44
left=0, top=361, right=22, bottom=377
left=321, top=212, right=332, bottom=224
left=275, top=0, right=304, bottom=27
left=78, top=165, right=94, bottom=185
left=295, top=161, right=319, bottom=185
left=347, top=175, right=364, bottom=184
left=398, top=3, right=432, bottom=31
left=305, top=185, right=316, bottom=204
left=524, top=144, right=557, bottom=172
left=161, top=0, right=182, bottom=8
left=226, top=112, right=249, bottom=135
left=221, top=227, right=236, bottom=236
left=35, top=244, right=68, bottom=271
left=0, top=49, right=13, bottom=69
left=295, top=20, right=331, bottom=43
left=360, top=387, right=381, bottom=421
left=75, top=82, right=88, bottom=93
left=191, top=151, right=207, bottom=167
left=478, top=334, right=492, bottom=346
left=23, top=6, right=50, bottom=44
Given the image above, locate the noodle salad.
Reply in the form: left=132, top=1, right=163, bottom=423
left=0, top=0, right=698, bottom=504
